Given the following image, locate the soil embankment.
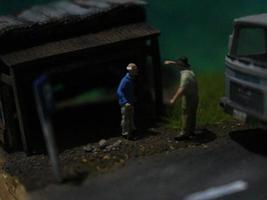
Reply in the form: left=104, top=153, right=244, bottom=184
left=0, top=147, right=27, bottom=200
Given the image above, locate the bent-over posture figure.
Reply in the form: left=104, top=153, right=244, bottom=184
left=164, top=57, right=199, bottom=140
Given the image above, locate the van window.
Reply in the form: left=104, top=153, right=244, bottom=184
left=236, top=27, right=266, bottom=56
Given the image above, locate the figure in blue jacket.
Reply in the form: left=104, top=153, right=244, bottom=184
left=117, top=63, right=138, bottom=138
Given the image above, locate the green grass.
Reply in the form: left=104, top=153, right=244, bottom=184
left=165, top=72, right=232, bottom=129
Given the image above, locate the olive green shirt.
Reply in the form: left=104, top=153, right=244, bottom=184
left=179, top=69, right=198, bottom=98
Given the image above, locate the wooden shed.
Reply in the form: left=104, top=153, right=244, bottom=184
left=0, top=0, right=163, bottom=154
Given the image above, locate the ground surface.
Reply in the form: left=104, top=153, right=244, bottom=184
left=3, top=121, right=240, bottom=190
left=30, top=126, right=267, bottom=200
left=3, top=120, right=267, bottom=200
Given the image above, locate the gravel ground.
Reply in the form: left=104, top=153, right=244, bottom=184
left=3, top=121, right=245, bottom=191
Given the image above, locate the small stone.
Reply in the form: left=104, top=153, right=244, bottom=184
left=169, top=146, right=175, bottom=150
left=99, top=139, right=107, bottom=149
left=113, top=140, right=122, bottom=147
left=103, top=155, right=110, bottom=160
left=82, top=158, right=87, bottom=163
left=93, top=147, right=98, bottom=152
left=83, top=144, right=93, bottom=152
left=105, top=145, right=113, bottom=151
left=139, top=145, right=145, bottom=152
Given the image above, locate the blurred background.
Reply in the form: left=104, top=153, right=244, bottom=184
left=1, top=0, right=267, bottom=71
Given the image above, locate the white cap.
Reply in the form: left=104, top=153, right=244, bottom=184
left=126, top=63, right=137, bottom=71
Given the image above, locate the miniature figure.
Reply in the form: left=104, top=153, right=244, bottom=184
left=117, top=63, right=138, bottom=139
left=164, top=57, right=199, bottom=140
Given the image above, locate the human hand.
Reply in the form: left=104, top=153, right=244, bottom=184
left=170, top=99, right=175, bottom=105
left=164, top=60, right=172, bottom=65
left=164, top=60, right=176, bottom=65
left=125, top=103, right=131, bottom=107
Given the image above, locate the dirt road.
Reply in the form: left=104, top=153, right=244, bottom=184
left=2, top=121, right=242, bottom=191
left=30, top=126, right=267, bottom=200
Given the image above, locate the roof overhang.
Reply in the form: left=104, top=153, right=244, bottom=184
left=0, top=0, right=147, bottom=53
left=0, top=23, right=160, bottom=67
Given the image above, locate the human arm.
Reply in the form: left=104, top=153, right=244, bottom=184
left=170, top=71, right=191, bottom=104
left=170, top=87, right=185, bottom=104
left=164, top=60, right=177, bottom=65
left=117, top=79, right=128, bottom=104
left=117, top=78, right=132, bottom=106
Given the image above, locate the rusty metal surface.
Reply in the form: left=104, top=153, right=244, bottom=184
left=1, top=23, right=159, bottom=66
left=0, top=0, right=146, bottom=53
left=0, top=16, right=27, bottom=34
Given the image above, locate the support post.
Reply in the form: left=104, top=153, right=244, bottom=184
left=10, top=69, right=30, bottom=154
left=151, top=37, right=163, bottom=115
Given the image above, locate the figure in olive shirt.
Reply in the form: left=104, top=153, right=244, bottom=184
left=164, top=57, right=199, bottom=140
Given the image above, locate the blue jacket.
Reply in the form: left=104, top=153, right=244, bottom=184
left=117, top=73, right=135, bottom=106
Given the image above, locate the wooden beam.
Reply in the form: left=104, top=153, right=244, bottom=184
left=0, top=74, right=13, bottom=86
left=10, top=69, right=30, bottom=154
left=150, top=37, right=163, bottom=115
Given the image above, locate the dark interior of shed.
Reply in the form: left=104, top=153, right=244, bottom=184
left=33, top=58, right=156, bottom=152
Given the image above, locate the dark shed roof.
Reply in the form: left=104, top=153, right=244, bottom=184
left=1, top=23, right=159, bottom=67
left=0, top=0, right=146, bottom=53
left=234, top=13, right=267, bottom=26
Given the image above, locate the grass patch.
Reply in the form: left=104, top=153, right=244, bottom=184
left=165, top=72, right=232, bottom=129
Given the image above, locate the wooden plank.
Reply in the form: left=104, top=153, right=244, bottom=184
left=105, top=0, right=146, bottom=5
left=0, top=74, right=13, bottom=86
left=53, top=1, right=92, bottom=16
left=0, top=16, right=25, bottom=34
left=74, top=0, right=112, bottom=9
left=10, top=69, right=30, bottom=154
left=19, top=8, right=49, bottom=24
left=1, top=23, right=160, bottom=67
left=0, top=84, right=21, bottom=151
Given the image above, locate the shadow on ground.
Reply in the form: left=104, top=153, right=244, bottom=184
left=63, top=171, right=88, bottom=186
left=229, top=129, right=267, bottom=156
left=191, top=129, right=217, bottom=144
left=31, top=101, right=155, bottom=153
